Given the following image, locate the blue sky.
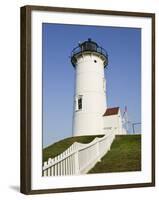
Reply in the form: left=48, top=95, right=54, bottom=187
left=42, top=23, right=141, bottom=147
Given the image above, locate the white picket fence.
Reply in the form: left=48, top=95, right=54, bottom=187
left=43, top=132, right=115, bottom=176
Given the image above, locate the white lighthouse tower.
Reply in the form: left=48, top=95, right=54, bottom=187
left=71, top=38, right=108, bottom=136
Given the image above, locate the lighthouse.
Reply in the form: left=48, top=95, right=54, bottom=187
left=71, top=38, right=108, bottom=136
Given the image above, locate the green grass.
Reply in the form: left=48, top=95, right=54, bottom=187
left=88, top=134, right=141, bottom=174
left=43, top=134, right=104, bottom=162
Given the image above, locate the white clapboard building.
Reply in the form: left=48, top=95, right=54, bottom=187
left=103, top=107, right=127, bottom=135
left=71, top=38, right=126, bottom=136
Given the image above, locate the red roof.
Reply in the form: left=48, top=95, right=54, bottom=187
left=103, top=107, right=119, bottom=116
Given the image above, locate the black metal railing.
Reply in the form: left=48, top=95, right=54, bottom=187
left=70, top=39, right=108, bottom=68
left=71, top=45, right=108, bottom=59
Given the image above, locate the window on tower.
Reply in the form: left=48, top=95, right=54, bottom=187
left=78, top=97, right=82, bottom=110
left=75, top=95, right=83, bottom=111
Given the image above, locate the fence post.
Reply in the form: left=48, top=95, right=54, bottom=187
left=48, top=158, right=52, bottom=176
left=74, top=147, right=80, bottom=175
left=108, top=133, right=112, bottom=151
left=43, top=161, right=48, bottom=176
left=96, top=140, right=101, bottom=162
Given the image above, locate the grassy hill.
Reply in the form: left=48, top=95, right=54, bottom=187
left=88, top=134, right=141, bottom=173
left=43, top=134, right=104, bottom=162
left=43, top=134, right=141, bottom=173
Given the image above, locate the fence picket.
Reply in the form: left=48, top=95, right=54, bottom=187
left=68, top=148, right=70, bottom=175
left=51, top=158, right=54, bottom=176
left=54, top=157, right=57, bottom=176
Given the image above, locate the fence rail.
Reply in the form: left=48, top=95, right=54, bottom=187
left=43, top=132, right=115, bottom=176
